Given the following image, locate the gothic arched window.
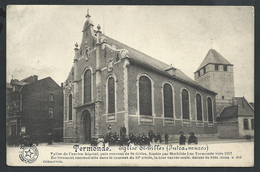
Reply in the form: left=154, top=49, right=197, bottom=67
left=84, top=69, right=92, bottom=103
left=163, top=83, right=173, bottom=118
left=69, top=94, right=72, bottom=120
left=108, top=77, right=115, bottom=113
left=182, top=89, right=190, bottom=119
left=196, top=94, right=203, bottom=121
left=139, top=76, right=152, bottom=116
left=207, top=97, right=213, bottom=122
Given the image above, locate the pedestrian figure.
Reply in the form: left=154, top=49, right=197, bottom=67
left=179, top=131, right=186, bottom=145
left=155, top=133, right=162, bottom=144
left=148, top=130, right=153, bottom=142
left=188, top=132, right=198, bottom=144
left=121, top=125, right=127, bottom=143
left=122, top=126, right=127, bottom=135
left=120, top=126, right=123, bottom=138
left=47, top=132, right=53, bottom=145
left=165, top=133, right=169, bottom=144
left=133, top=133, right=137, bottom=145
left=108, top=124, right=112, bottom=134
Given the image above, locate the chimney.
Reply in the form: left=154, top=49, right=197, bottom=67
left=32, top=75, right=38, bottom=82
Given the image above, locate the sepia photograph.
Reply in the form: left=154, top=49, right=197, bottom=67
left=6, top=5, right=254, bottom=166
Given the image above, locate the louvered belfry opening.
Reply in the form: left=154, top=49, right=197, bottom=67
left=139, top=76, right=152, bottom=116
left=84, top=69, right=92, bottom=103
left=163, top=83, right=173, bottom=118
left=182, top=89, right=190, bottom=119
left=196, top=94, right=203, bottom=121
left=108, top=77, right=115, bottom=113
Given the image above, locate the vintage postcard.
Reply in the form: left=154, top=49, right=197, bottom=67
left=6, top=5, right=254, bottom=167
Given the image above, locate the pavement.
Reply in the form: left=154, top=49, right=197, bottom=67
left=34, top=138, right=254, bottom=147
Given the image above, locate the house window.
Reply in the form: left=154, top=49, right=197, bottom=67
left=196, top=94, right=203, bottom=121
left=163, top=83, right=173, bottom=118
left=84, top=69, right=92, bottom=103
left=215, top=65, right=218, bottom=71
left=243, top=119, right=249, bottom=130
left=69, top=94, right=72, bottom=120
left=182, top=89, right=190, bottom=119
left=139, top=76, right=152, bottom=116
left=251, top=119, right=254, bottom=130
left=49, top=108, right=53, bottom=118
left=49, top=94, right=54, bottom=101
left=108, top=77, right=115, bottom=113
left=207, top=97, right=213, bottom=122
left=224, top=65, right=227, bottom=71
left=222, top=96, right=224, bottom=99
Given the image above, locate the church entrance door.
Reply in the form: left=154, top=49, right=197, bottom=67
left=82, top=110, right=91, bottom=143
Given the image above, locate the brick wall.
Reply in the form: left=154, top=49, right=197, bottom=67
left=127, top=62, right=217, bottom=136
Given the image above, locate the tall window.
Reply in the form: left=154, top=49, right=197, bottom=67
left=84, top=69, right=92, bottom=103
left=251, top=119, right=254, bottom=130
left=69, top=94, right=72, bottom=120
left=163, top=83, right=173, bottom=118
left=196, top=94, right=203, bottom=121
left=243, top=119, right=249, bottom=130
left=49, top=108, right=53, bottom=118
left=207, top=97, right=213, bottom=122
left=182, top=89, right=190, bottom=119
left=108, top=77, right=115, bottom=113
left=139, top=76, right=152, bottom=116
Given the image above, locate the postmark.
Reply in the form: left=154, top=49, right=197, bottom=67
left=19, top=145, right=39, bottom=164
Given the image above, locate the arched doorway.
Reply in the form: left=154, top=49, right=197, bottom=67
left=82, top=110, right=91, bottom=143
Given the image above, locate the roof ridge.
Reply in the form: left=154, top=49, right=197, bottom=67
left=104, top=34, right=172, bottom=69
left=196, top=49, right=232, bottom=71
left=102, top=34, right=216, bottom=95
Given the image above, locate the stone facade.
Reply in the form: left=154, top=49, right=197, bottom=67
left=63, top=12, right=218, bottom=143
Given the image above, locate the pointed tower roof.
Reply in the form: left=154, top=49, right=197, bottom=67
left=197, top=49, right=232, bottom=71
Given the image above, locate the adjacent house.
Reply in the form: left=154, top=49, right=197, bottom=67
left=6, top=75, right=63, bottom=143
left=217, top=97, right=254, bottom=138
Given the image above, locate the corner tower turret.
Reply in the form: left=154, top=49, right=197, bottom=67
left=194, top=49, right=235, bottom=114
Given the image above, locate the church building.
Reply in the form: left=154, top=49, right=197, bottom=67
left=62, top=12, right=218, bottom=143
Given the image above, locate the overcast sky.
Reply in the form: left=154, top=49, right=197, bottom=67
left=7, top=6, right=254, bottom=102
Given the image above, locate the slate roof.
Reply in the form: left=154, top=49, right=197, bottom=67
left=197, top=49, right=232, bottom=71
left=10, top=79, right=28, bottom=86
left=104, top=35, right=216, bottom=94
left=21, top=77, right=61, bottom=90
left=218, top=105, right=238, bottom=119
left=218, top=97, right=254, bottom=120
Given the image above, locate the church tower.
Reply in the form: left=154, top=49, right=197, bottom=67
left=194, top=49, right=235, bottom=114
